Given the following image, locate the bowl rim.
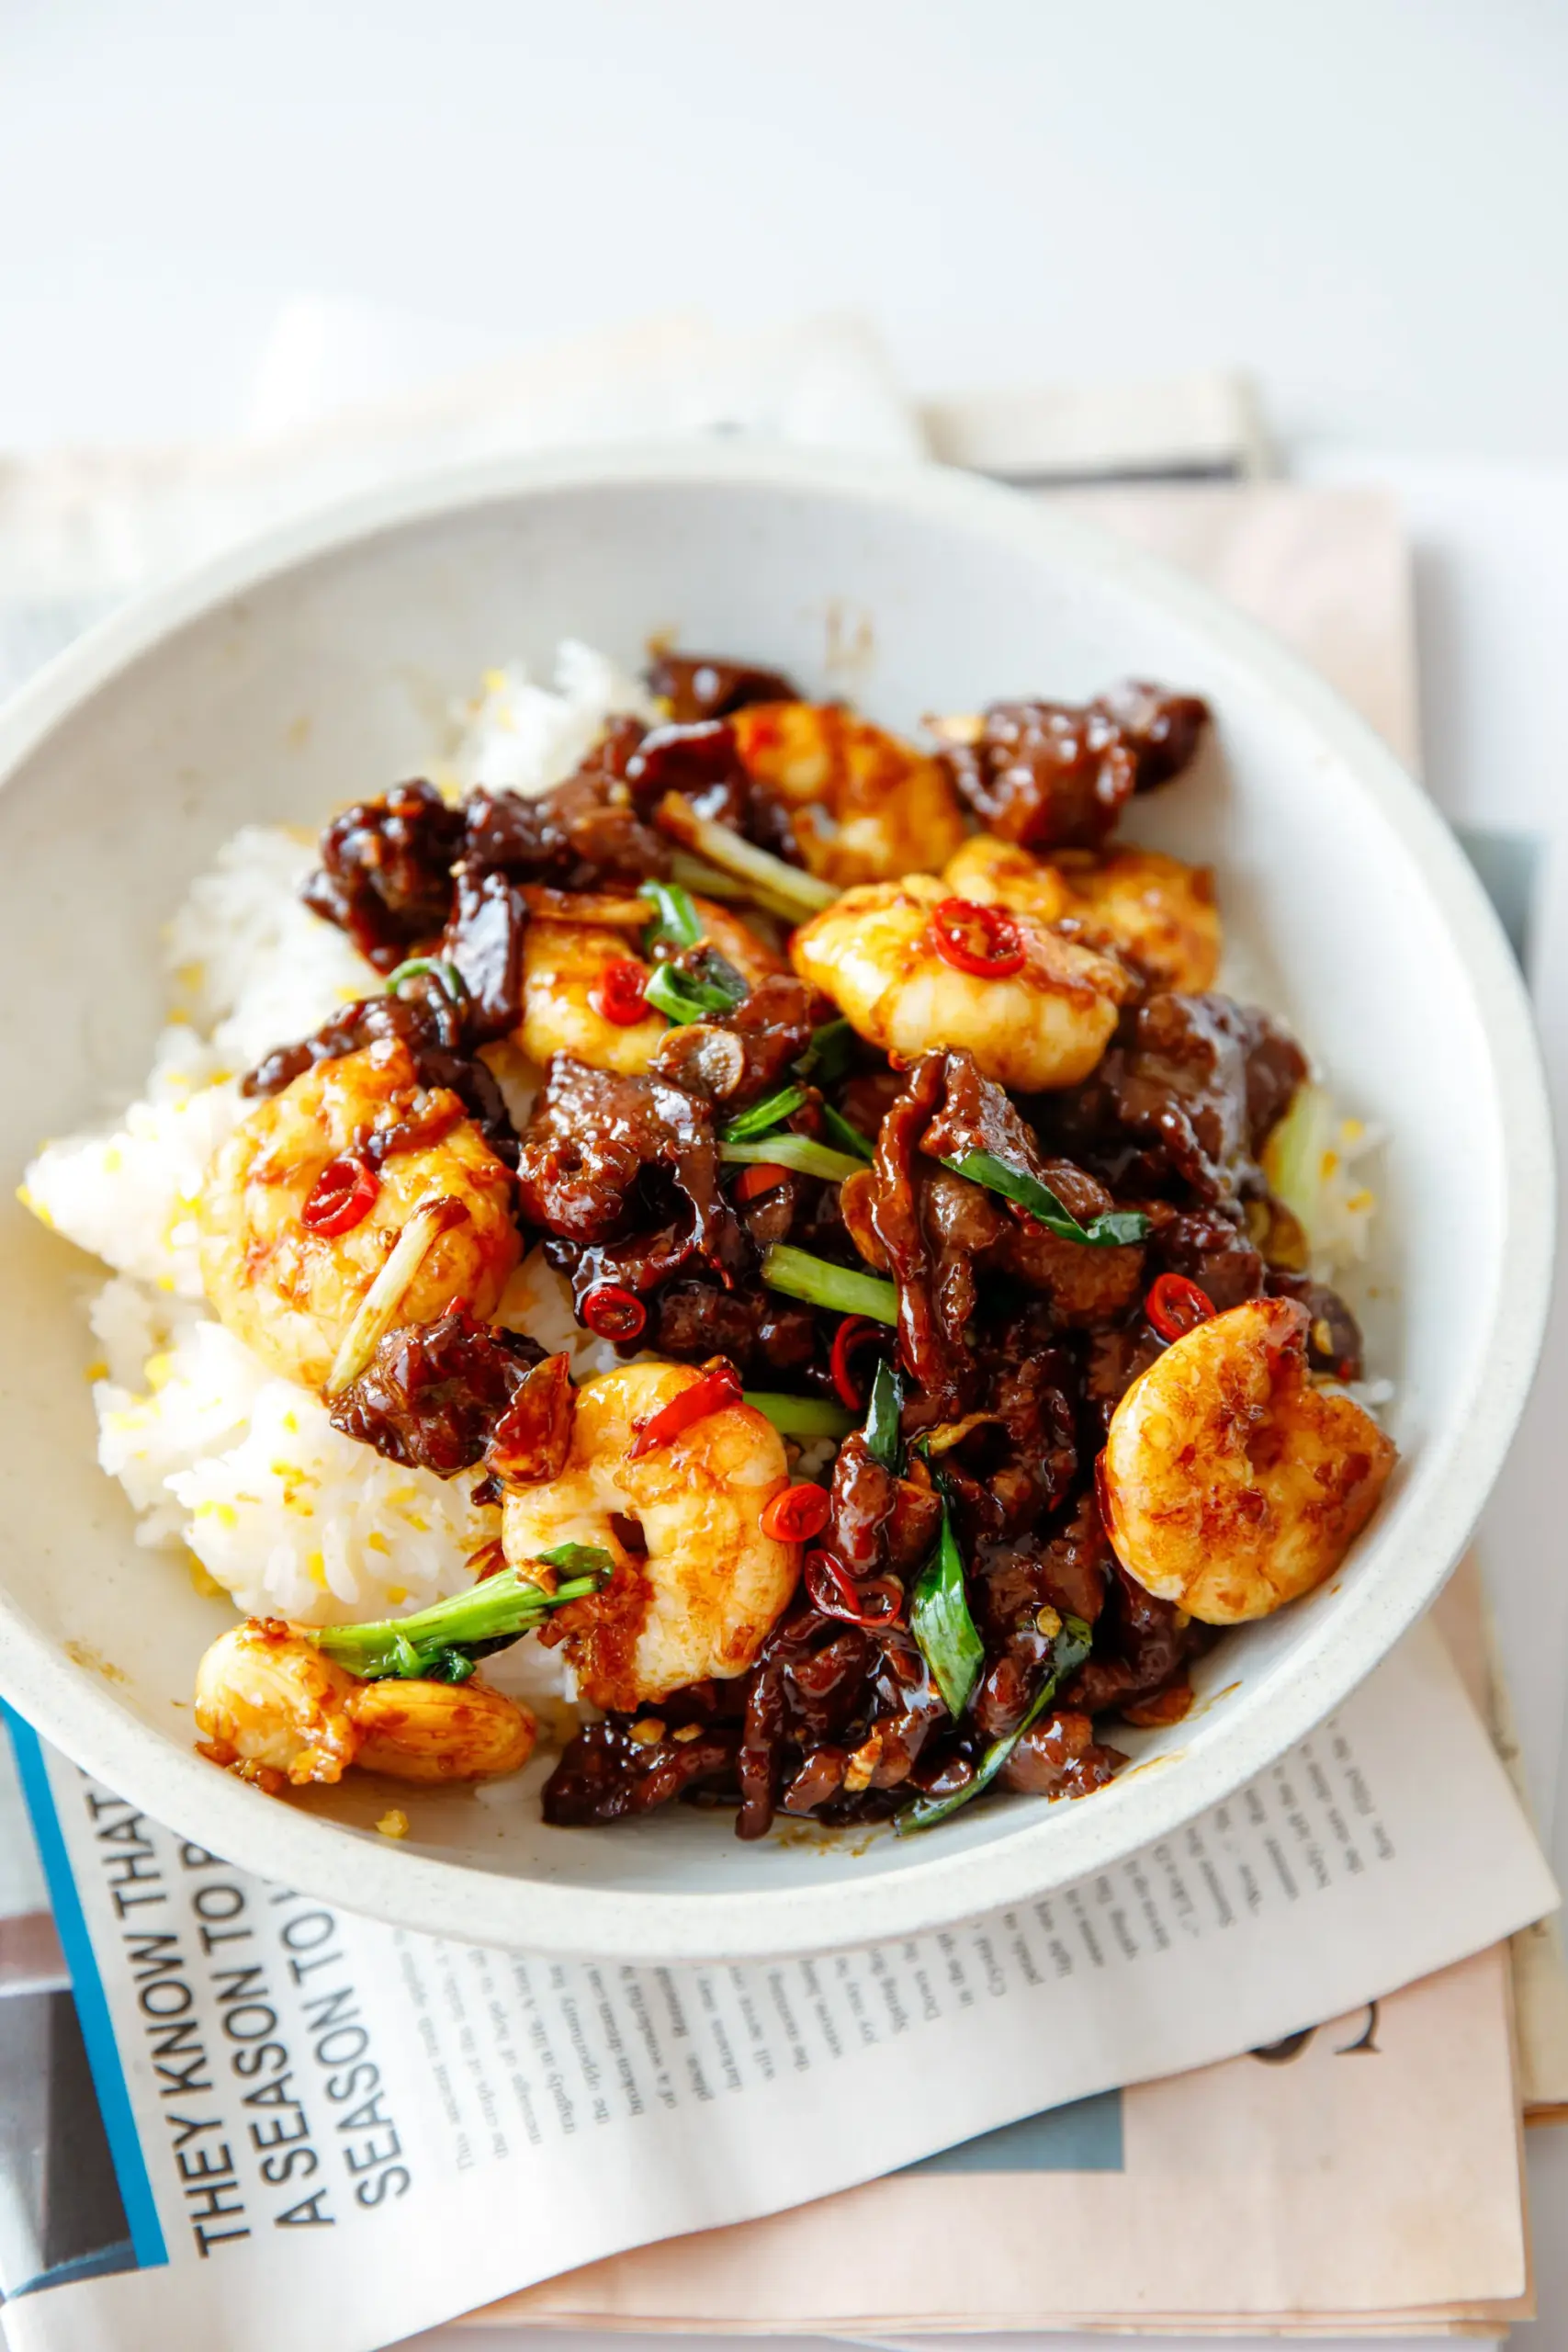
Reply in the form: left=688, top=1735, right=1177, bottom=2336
left=0, top=437, right=1553, bottom=1962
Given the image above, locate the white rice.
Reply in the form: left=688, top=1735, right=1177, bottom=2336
left=451, top=639, right=657, bottom=799
left=21, top=656, right=645, bottom=1642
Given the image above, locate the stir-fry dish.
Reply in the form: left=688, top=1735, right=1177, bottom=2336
left=25, top=642, right=1397, bottom=1841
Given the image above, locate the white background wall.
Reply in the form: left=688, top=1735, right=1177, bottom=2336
left=4, top=0, right=1568, bottom=461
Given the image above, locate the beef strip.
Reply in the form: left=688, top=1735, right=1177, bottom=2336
left=1050, top=990, right=1306, bottom=1206
left=646, top=650, right=799, bottom=722
left=918, top=1046, right=1148, bottom=1326
left=514, top=1057, right=743, bottom=1294
left=329, top=1311, right=543, bottom=1476
left=461, top=719, right=671, bottom=893
left=999, top=1712, right=1126, bottom=1798
left=649, top=974, right=821, bottom=1108
left=940, top=681, right=1209, bottom=853
left=300, top=779, right=466, bottom=971
left=439, top=862, right=525, bottom=1043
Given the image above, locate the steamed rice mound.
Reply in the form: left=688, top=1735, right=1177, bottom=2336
left=23, top=647, right=637, bottom=1635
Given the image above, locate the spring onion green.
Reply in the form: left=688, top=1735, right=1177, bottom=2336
left=863, top=1356, right=905, bottom=1473
left=910, top=1487, right=984, bottom=1719
left=942, top=1150, right=1149, bottom=1248
left=643, top=951, right=749, bottom=1024
left=819, top=1102, right=874, bottom=1161
left=721, top=1084, right=807, bottom=1142
left=637, top=878, right=705, bottom=951
left=722, top=1136, right=866, bottom=1183
left=761, top=1244, right=898, bottom=1325
left=312, top=1547, right=612, bottom=1685
left=743, top=1392, right=857, bottom=1441
left=897, top=1615, right=1094, bottom=1833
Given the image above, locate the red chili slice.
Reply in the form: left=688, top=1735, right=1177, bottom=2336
left=581, top=1284, right=648, bottom=1342
left=591, top=957, right=651, bottom=1026
left=804, top=1551, right=904, bottom=1627
left=1145, top=1272, right=1217, bottom=1342
left=626, top=1363, right=743, bottom=1460
left=930, top=897, right=1026, bottom=978
left=733, top=1160, right=791, bottom=1203
left=829, top=1315, right=885, bottom=1411
left=301, top=1154, right=380, bottom=1238
left=761, top=1482, right=831, bottom=1544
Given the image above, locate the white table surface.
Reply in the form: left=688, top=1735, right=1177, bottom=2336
left=6, top=5, right=1568, bottom=2344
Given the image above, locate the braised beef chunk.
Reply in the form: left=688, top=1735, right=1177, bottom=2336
left=462, top=722, right=670, bottom=893
left=240, top=987, right=521, bottom=1168
left=1061, top=1555, right=1209, bottom=1717
left=647, top=650, right=799, bottom=723
left=918, top=1043, right=1055, bottom=1177
left=1152, top=1205, right=1264, bottom=1311
left=486, top=1352, right=578, bottom=1486
left=301, top=780, right=465, bottom=971
left=829, top=1433, right=942, bottom=1577
left=542, top=1717, right=739, bottom=1825
left=440, top=863, right=525, bottom=1042
left=624, top=719, right=751, bottom=827
left=862, top=1056, right=979, bottom=1419
left=1052, top=991, right=1306, bottom=1205
left=515, top=1057, right=741, bottom=1288
left=330, top=1311, right=543, bottom=1476
left=940, top=683, right=1209, bottom=853
left=1267, top=1272, right=1366, bottom=1381
left=1097, top=680, right=1211, bottom=792
left=650, top=975, right=820, bottom=1108
left=647, top=1280, right=818, bottom=1378
left=999, top=1712, right=1126, bottom=1798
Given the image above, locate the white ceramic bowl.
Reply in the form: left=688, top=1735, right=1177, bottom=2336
left=0, top=445, right=1551, bottom=1961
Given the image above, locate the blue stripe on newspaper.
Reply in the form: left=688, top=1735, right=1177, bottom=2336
left=4, top=1705, right=169, bottom=2270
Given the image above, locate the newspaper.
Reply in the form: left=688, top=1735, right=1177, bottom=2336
left=0, top=1611, right=1554, bottom=2352
left=491, top=1952, right=1530, bottom=2338
left=0, top=313, right=1559, bottom=2349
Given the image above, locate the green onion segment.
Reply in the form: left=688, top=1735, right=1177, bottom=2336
left=722, top=1084, right=807, bottom=1142
left=743, top=1391, right=857, bottom=1441
left=721, top=1136, right=866, bottom=1183
left=910, top=1490, right=984, bottom=1721
left=312, top=1547, right=612, bottom=1684
left=638, top=878, right=705, bottom=950
left=761, top=1244, right=899, bottom=1325
left=942, top=1149, right=1149, bottom=1248
left=819, top=1102, right=874, bottom=1161
left=644, top=954, right=749, bottom=1025
left=863, top=1357, right=905, bottom=1473
left=897, top=1615, right=1094, bottom=1834
left=797, top=1017, right=855, bottom=1085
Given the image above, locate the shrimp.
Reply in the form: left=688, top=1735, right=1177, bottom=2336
left=198, top=1038, right=520, bottom=1393
left=943, top=834, right=1221, bottom=992
left=1099, top=1296, right=1396, bottom=1624
left=519, top=896, right=784, bottom=1076
left=194, top=1619, right=535, bottom=1790
left=501, top=1361, right=797, bottom=1711
left=790, top=873, right=1134, bottom=1092
left=731, top=702, right=967, bottom=887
